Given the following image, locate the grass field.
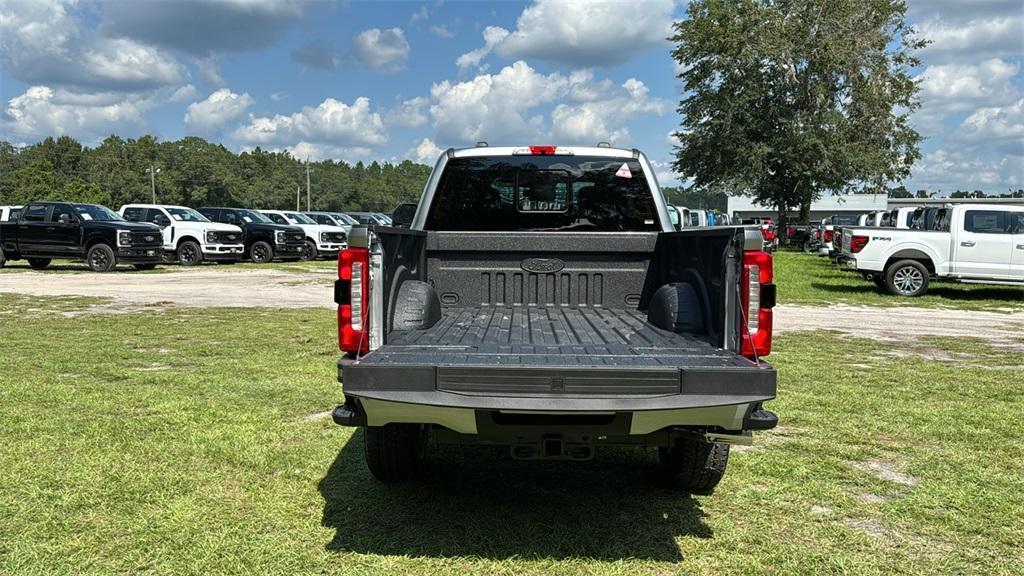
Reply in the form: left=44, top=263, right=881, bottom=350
left=1, top=293, right=1021, bottom=575
left=774, top=250, right=1024, bottom=312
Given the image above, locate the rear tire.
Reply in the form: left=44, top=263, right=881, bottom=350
left=363, top=424, right=428, bottom=482
left=249, top=241, right=273, bottom=264
left=177, top=240, right=203, bottom=266
left=658, top=437, right=730, bottom=494
left=300, top=239, right=318, bottom=261
left=884, top=259, right=929, bottom=297
left=86, top=244, right=116, bottom=272
left=28, top=257, right=51, bottom=270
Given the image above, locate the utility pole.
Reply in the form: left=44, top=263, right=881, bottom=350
left=296, top=185, right=300, bottom=211
left=145, top=165, right=160, bottom=203
left=305, top=157, right=311, bottom=211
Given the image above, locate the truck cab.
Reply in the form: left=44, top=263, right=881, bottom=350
left=197, top=207, right=306, bottom=263
left=0, top=201, right=163, bottom=271
left=119, top=204, right=245, bottom=265
left=840, top=204, right=1024, bottom=295
left=329, top=145, right=778, bottom=492
left=258, top=210, right=347, bottom=260
left=1, top=205, right=23, bottom=222
left=304, top=211, right=356, bottom=236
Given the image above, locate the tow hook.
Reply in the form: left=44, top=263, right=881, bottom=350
left=705, top=431, right=753, bottom=445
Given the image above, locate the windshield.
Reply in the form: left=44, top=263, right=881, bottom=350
left=285, top=212, right=316, bottom=225
left=426, top=156, right=659, bottom=232
left=167, top=207, right=210, bottom=222
left=237, top=209, right=271, bottom=223
left=73, top=204, right=123, bottom=222
left=331, top=213, right=358, bottom=225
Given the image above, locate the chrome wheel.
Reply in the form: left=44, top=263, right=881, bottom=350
left=893, top=266, right=923, bottom=294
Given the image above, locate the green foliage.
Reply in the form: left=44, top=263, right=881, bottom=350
left=0, top=135, right=432, bottom=212
left=671, top=0, right=926, bottom=220
left=661, top=186, right=728, bottom=211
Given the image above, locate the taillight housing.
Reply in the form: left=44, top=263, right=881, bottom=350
left=786, top=226, right=795, bottom=238
left=740, top=250, right=774, bottom=360
left=850, top=235, right=869, bottom=254
left=815, top=229, right=822, bottom=240
left=338, top=247, right=369, bottom=353
left=824, top=229, right=834, bottom=243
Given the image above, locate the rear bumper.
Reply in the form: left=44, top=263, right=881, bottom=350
left=335, top=357, right=777, bottom=434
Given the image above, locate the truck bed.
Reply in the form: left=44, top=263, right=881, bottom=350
left=341, top=306, right=775, bottom=407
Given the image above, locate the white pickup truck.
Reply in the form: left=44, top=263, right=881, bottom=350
left=840, top=204, right=1024, bottom=296
left=120, top=204, right=245, bottom=265
left=259, top=210, right=348, bottom=260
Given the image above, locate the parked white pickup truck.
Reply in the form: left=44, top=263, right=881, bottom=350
left=120, top=204, right=245, bottom=265
left=259, top=210, right=347, bottom=260
left=840, top=204, right=1024, bottom=296
left=1, top=205, right=23, bottom=222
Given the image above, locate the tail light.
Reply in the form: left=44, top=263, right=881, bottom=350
left=815, top=229, right=821, bottom=240
left=786, top=226, right=795, bottom=238
left=824, top=230, right=834, bottom=243
left=337, top=247, right=369, bottom=353
left=850, top=235, right=869, bottom=254
left=740, top=250, right=774, bottom=360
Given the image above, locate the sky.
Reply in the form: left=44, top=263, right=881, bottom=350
left=0, top=0, right=1021, bottom=193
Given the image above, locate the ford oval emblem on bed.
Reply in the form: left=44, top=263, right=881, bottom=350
left=521, top=257, right=565, bottom=273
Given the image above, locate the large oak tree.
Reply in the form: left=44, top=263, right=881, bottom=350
left=671, top=0, right=926, bottom=224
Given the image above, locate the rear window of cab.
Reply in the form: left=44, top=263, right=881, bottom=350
left=425, top=156, right=660, bottom=232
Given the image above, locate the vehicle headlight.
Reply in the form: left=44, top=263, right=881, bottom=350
left=206, top=230, right=217, bottom=244
left=118, top=230, right=132, bottom=247
left=275, top=230, right=286, bottom=244
left=319, top=231, right=329, bottom=243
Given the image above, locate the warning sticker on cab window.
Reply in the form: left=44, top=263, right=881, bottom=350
left=615, top=163, right=632, bottom=178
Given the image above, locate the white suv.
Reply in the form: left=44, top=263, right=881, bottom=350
left=120, top=204, right=245, bottom=265
left=258, top=210, right=347, bottom=260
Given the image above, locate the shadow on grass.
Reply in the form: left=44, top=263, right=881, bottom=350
left=810, top=282, right=878, bottom=295
left=319, top=429, right=709, bottom=562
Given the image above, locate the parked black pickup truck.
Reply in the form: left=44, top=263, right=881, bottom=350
left=0, top=201, right=163, bottom=271
left=197, top=207, right=305, bottom=263
left=330, top=145, right=778, bottom=493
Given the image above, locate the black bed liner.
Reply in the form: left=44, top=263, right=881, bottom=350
left=342, top=306, right=775, bottom=401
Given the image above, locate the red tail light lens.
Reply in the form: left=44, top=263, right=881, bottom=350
left=740, top=250, right=774, bottom=360
left=815, top=229, right=821, bottom=240
left=824, top=230, right=834, bottom=242
left=850, top=235, right=869, bottom=254
left=529, top=145, right=557, bottom=155
left=786, top=226, right=795, bottom=238
left=338, top=247, right=369, bottom=353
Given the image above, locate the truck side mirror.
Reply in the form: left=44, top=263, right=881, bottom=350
left=391, top=203, right=417, bottom=228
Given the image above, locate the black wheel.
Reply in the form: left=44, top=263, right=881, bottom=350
left=86, top=244, right=116, bottom=272
left=249, top=241, right=273, bottom=264
left=134, top=264, right=157, bottom=271
left=363, top=424, right=428, bottom=482
left=658, top=437, right=730, bottom=494
left=885, top=259, right=929, bottom=297
left=300, top=239, right=318, bottom=261
left=177, top=240, right=203, bottom=266
left=27, top=257, right=52, bottom=270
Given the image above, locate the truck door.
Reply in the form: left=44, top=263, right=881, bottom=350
left=49, top=203, right=82, bottom=255
left=144, top=208, right=174, bottom=247
left=1011, top=210, right=1024, bottom=281
left=17, top=204, right=52, bottom=253
left=953, top=209, right=1012, bottom=279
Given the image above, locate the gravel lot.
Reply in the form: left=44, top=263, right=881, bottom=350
left=1, top=267, right=1021, bottom=344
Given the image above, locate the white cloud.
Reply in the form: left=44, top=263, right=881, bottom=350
left=456, top=26, right=509, bottom=71
left=81, top=38, right=186, bottom=88
left=270, top=91, right=288, bottom=102
left=550, top=77, right=668, bottom=144
left=917, top=16, right=1024, bottom=63
left=233, top=96, right=388, bottom=150
left=917, top=59, right=1019, bottom=114
left=954, top=98, right=1024, bottom=150
left=168, top=84, right=199, bottom=103
left=430, top=60, right=568, bottom=143
left=410, top=6, right=428, bottom=24
left=350, top=28, right=410, bottom=72
left=430, top=24, right=454, bottom=38
left=406, top=138, right=443, bottom=164
left=3, top=85, right=148, bottom=141
left=385, top=97, right=429, bottom=128
left=194, top=57, right=225, bottom=87
left=458, top=0, right=676, bottom=68
left=910, top=147, right=1022, bottom=190
left=184, top=89, right=254, bottom=135
left=281, top=141, right=373, bottom=162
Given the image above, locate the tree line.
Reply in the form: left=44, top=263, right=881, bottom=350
left=0, top=135, right=432, bottom=212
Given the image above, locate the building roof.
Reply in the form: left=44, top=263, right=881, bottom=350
left=727, top=194, right=888, bottom=213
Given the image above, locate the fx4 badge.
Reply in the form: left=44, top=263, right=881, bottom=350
left=872, top=236, right=892, bottom=241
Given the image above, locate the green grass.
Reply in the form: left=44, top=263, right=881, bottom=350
left=1, top=293, right=1021, bottom=575
left=0, top=257, right=336, bottom=275
left=775, top=250, right=1024, bottom=312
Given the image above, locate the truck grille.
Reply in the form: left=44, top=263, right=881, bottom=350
left=211, top=231, right=243, bottom=244
left=324, top=232, right=346, bottom=243
left=287, top=232, right=304, bottom=243
left=131, top=231, right=163, bottom=246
